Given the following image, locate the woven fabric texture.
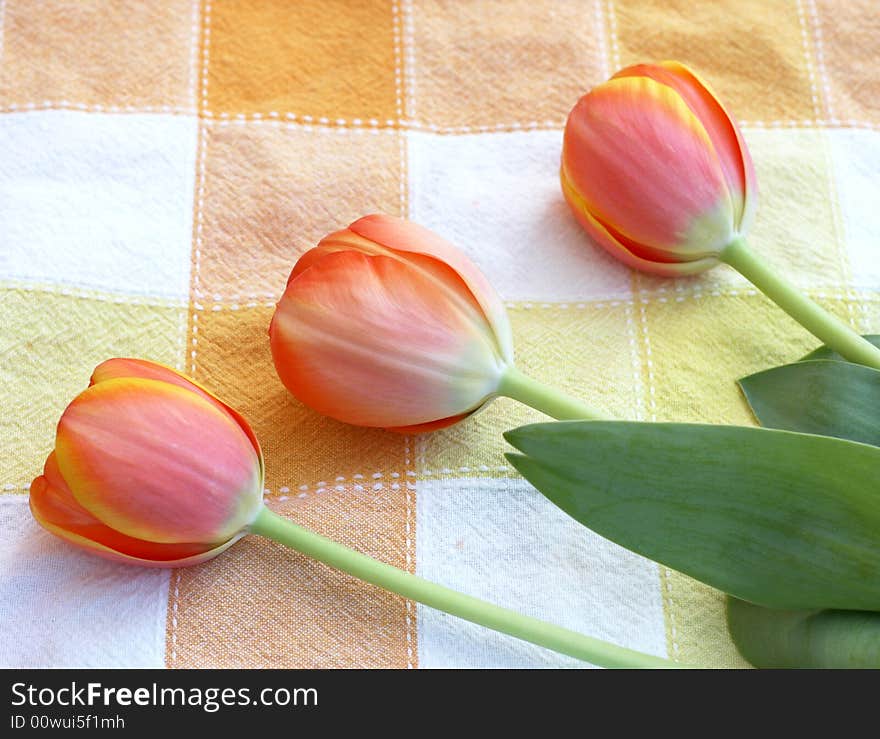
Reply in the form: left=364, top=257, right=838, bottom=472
left=1, top=0, right=878, bottom=668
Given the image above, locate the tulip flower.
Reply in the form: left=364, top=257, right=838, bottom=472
left=561, top=61, right=880, bottom=370
left=30, top=358, right=265, bottom=566
left=269, top=214, right=604, bottom=431
left=30, top=359, right=676, bottom=668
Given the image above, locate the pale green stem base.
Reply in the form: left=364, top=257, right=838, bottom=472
left=249, top=506, right=680, bottom=668
left=721, top=238, right=880, bottom=370
left=497, top=366, right=608, bottom=420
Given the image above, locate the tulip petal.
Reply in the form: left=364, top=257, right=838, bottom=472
left=270, top=250, right=504, bottom=429
left=90, top=358, right=264, bottom=478
left=615, top=62, right=756, bottom=233
left=561, top=165, right=719, bottom=276
left=309, top=215, right=514, bottom=364
left=388, top=412, right=472, bottom=434
left=30, top=456, right=231, bottom=567
left=55, top=378, right=263, bottom=544
left=563, top=76, right=734, bottom=254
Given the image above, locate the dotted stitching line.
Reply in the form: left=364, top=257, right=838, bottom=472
left=806, top=0, right=835, bottom=123
left=860, top=298, right=872, bottom=334
left=663, top=568, right=680, bottom=659
left=795, top=0, right=822, bottom=120
left=175, top=307, right=187, bottom=373
left=740, top=118, right=880, bottom=131
left=638, top=300, right=657, bottom=422
left=605, top=0, right=621, bottom=70
left=194, top=301, right=275, bottom=312
left=391, top=0, right=407, bottom=218
left=208, top=117, right=399, bottom=135
left=401, top=0, right=417, bottom=122
left=187, top=0, right=200, bottom=113
left=170, top=571, right=181, bottom=665
left=0, top=101, right=197, bottom=115
left=2, top=483, right=31, bottom=492
left=179, top=0, right=200, bottom=382
left=594, top=0, right=611, bottom=81
left=502, top=288, right=880, bottom=308
left=821, top=133, right=858, bottom=326
left=2, top=102, right=878, bottom=134
left=0, top=281, right=188, bottom=307
left=264, top=472, right=411, bottom=499
left=0, top=0, right=6, bottom=64
left=624, top=299, right=646, bottom=422
left=189, top=0, right=211, bottom=379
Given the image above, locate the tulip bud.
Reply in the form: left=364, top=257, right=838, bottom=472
left=269, top=214, right=519, bottom=432
left=561, top=60, right=756, bottom=276
left=561, top=62, right=880, bottom=370
left=29, top=358, right=265, bottom=567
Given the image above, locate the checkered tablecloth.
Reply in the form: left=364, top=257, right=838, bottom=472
left=1, top=0, right=878, bottom=668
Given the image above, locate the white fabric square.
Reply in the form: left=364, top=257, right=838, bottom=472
left=0, top=496, right=170, bottom=668
left=416, top=477, right=667, bottom=668
left=0, top=110, right=197, bottom=299
left=828, top=128, right=880, bottom=290
left=407, top=129, right=633, bottom=302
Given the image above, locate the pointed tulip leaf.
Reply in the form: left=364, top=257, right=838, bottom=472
left=800, top=334, right=880, bottom=362
left=504, top=421, right=880, bottom=611
left=726, top=596, right=880, bottom=669
left=737, top=359, right=880, bottom=446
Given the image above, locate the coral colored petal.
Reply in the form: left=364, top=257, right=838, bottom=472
left=29, top=467, right=227, bottom=565
left=562, top=167, right=718, bottom=277
left=270, top=250, right=503, bottom=428
left=615, top=62, right=755, bottom=232
left=348, top=215, right=514, bottom=362
left=657, top=61, right=756, bottom=233
left=287, top=229, right=380, bottom=284
left=90, top=358, right=264, bottom=479
left=288, top=217, right=514, bottom=364
left=55, top=378, right=263, bottom=544
left=563, top=76, right=733, bottom=253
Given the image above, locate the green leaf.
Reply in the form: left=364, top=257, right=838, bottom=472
left=737, top=359, right=880, bottom=446
left=726, top=596, right=880, bottom=668
left=504, top=421, right=880, bottom=611
left=800, top=334, right=880, bottom=362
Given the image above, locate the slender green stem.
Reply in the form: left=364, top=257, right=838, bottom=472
left=249, top=506, right=681, bottom=668
left=721, top=238, right=880, bottom=370
left=497, top=366, right=608, bottom=420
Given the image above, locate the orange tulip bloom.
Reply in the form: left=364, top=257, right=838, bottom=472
left=30, top=358, right=264, bottom=567
left=561, top=61, right=880, bottom=369
left=269, top=214, right=517, bottom=432
left=561, top=61, right=756, bottom=276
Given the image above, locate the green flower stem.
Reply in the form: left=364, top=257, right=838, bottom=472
left=249, top=506, right=680, bottom=668
left=497, top=366, right=608, bottom=420
left=721, top=237, right=880, bottom=370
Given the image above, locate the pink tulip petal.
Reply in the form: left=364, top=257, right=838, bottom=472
left=615, top=61, right=755, bottom=232
left=55, top=378, right=263, bottom=544
left=286, top=216, right=513, bottom=365
left=343, top=215, right=514, bottom=363
left=30, top=459, right=229, bottom=567
left=562, top=75, right=733, bottom=254
left=562, top=166, right=719, bottom=277
left=90, top=358, right=264, bottom=474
